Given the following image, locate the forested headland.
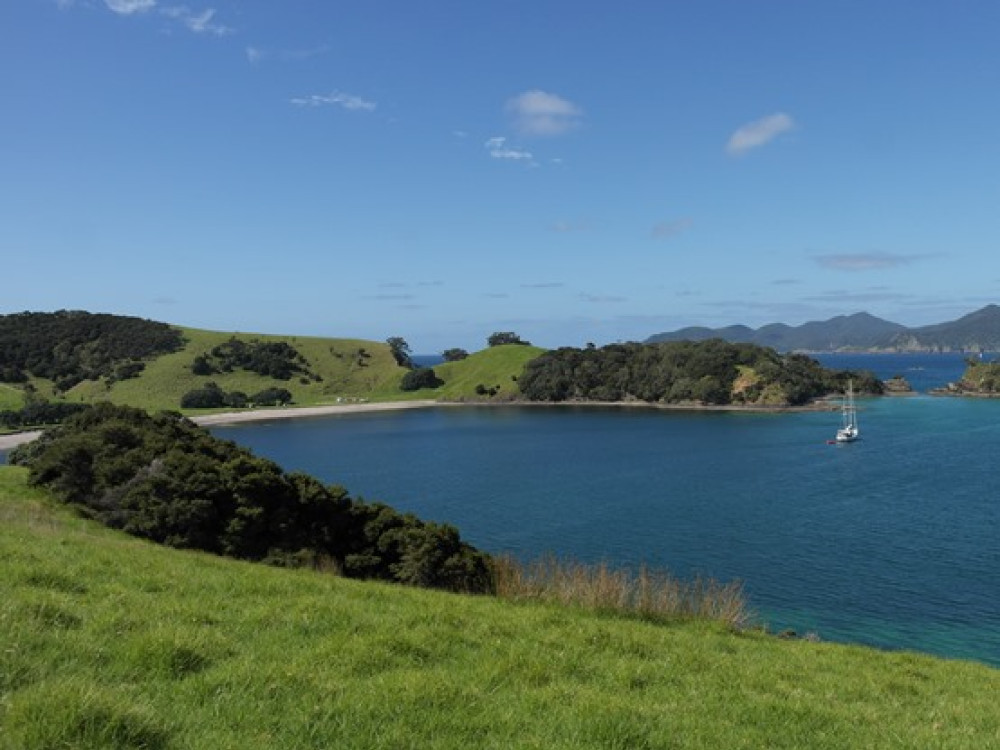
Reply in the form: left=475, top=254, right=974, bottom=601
left=518, top=340, right=883, bottom=407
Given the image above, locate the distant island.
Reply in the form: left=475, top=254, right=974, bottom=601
left=646, top=304, right=1000, bottom=353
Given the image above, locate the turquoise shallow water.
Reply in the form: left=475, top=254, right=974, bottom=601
left=5, top=354, right=998, bottom=665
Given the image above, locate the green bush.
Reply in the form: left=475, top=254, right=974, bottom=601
left=400, top=368, right=442, bottom=391
left=10, top=403, right=491, bottom=593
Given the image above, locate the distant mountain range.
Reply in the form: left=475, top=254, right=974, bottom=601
left=645, top=304, right=1000, bottom=353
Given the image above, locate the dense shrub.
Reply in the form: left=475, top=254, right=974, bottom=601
left=400, top=368, right=443, bottom=391
left=250, top=387, right=293, bottom=406
left=9, top=403, right=492, bottom=593
left=0, top=401, right=90, bottom=429
left=487, top=332, right=530, bottom=347
left=0, top=311, right=183, bottom=390
left=193, top=338, right=314, bottom=380
left=180, top=383, right=228, bottom=409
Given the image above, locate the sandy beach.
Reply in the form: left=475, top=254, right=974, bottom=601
left=190, top=399, right=445, bottom=426
left=0, top=431, right=43, bottom=451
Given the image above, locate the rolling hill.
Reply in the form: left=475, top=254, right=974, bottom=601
left=0, top=312, right=543, bottom=415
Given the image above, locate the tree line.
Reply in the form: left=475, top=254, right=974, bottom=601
left=0, top=311, right=183, bottom=391
left=180, top=383, right=293, bottom=409
left=518, top=340, right=882, bottom=406
left=9, top=403, right=492, bottom=593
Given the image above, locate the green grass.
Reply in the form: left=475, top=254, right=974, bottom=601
left=0, top=383, right=24, bottom=411
left=401, top=344, right=546, bottom=401
left=2, top=465, right=999, bottom=749
left=10, top=328, right=542, bottom=414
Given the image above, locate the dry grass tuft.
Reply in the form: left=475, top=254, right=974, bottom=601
left=491, top=554, right=751, bottom=629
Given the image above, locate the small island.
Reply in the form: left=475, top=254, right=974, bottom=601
left=882, top=375, right=914, bottom=395
left=930, top=359, right=1000, bottom=398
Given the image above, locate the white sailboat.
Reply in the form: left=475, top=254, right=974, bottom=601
left=835, top=380, right=859, bottom=443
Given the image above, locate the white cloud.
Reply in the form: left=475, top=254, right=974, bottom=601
left=506, top=90, right=582, bottom=136
left=484, top=136, right=533, bottom=161
left=246, top=46, right=263, bottom=63
left=290, top=91, right=377, bottom=112
left=726, top=112, right=795, bottom=156
left=105, top=0, right=156, bottom=14
left=161, top=6, right=233, bottom=36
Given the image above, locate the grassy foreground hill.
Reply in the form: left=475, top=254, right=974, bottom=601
left=2, top=466, right=999, bottom=749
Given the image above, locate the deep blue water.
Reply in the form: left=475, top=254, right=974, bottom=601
left=4, top=354, right=998, bottom=666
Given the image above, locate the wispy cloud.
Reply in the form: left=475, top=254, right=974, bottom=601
left=650, top=217, right=693, bottom=240
left=521, top=282, right=565, bottom=289
left=291, top=91, right=376, bottom=112
left=105, top=0, right=156, bottom=14
left=484, top=136, right=533, bottom=161
left=771, top=278, right=801, bottom=286
left=161, top=6, right=232, bottom=36
left=101, top=1, right=233, bottom=35
left=246, top=45, right=330, bottom=64
left=581, top=293, right=626, bottom=304
left=814, top=252, right=928, bottom=271
left=726, top=112, right=795, bottom=156
left=507, top=90, right=582, bottom=136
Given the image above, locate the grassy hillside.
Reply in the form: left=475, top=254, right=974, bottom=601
left=410, top=344, right=545, bottom=400
left=10, top=328, right=540, bottom=415
left=2, top=466, right=998, bottom=749
left=59, top=327, right=407, bottom=412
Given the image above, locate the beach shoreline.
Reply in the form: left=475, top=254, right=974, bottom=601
left=190, top=399, right=446, bottom=426
left=0, top=397, right=840, bottom=451
left=0, top=431, right=43, bottom=451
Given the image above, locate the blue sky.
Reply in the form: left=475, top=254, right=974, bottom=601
left=4, top=1, right=1000, bottom=352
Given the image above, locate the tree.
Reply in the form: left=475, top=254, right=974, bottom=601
left=487, top=332, right=530, bottom=347
left=400, top=368, right=443, bottom=391
left=180, top=382, right=228, bottom=409
left=442, top=348, right=469, bottom=362
left=386, top=337, right=413, bottom=368
left=250, top=387, right=293, bottom=406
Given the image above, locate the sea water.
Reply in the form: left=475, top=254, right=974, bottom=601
left=5, top=354, right=998, bottom=665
